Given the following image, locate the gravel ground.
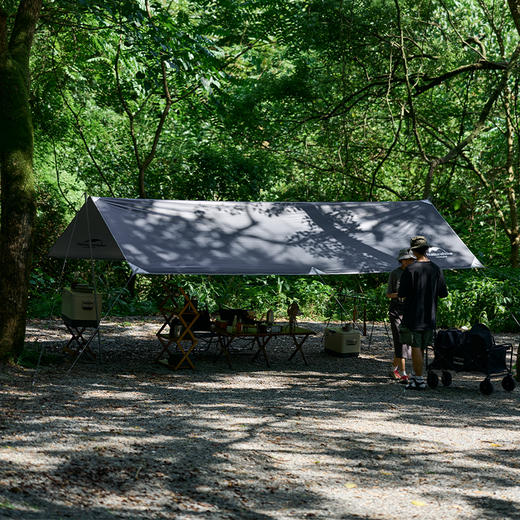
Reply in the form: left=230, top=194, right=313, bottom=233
left=0, top=318, right=519, bottom=520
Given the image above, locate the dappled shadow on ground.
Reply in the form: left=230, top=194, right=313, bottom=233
left=0, top=321, right=519, bottom=519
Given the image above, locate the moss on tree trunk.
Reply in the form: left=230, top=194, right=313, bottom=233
left=0, top=1, right=42, bottom=361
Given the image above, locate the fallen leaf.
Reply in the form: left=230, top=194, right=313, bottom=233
left=411, top=500, right=426, bottom=506
left=344, top=482, right=357, bottom=489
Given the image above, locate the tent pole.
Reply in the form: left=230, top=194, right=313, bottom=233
left=84, top=193, right=103, bottom=364
left=33, top=200, right=82, bottom=387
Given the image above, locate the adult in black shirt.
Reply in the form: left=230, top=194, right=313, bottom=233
left=398, top=236, right=448, bottom=389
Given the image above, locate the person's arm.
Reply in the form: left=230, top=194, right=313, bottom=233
left=438, top=269, right=448, bottom=298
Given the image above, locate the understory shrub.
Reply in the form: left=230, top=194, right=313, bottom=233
left=27, top=266, right=520, bottom=332
left=437, top=268, right=520, bottom=331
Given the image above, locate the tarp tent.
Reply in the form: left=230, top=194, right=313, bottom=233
left=49, top=197, right=483, bottom=274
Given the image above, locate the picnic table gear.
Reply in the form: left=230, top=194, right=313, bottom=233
left=47, top=197, right=482, bottom=377
left=426, top=323, right=516, bottom=394
left=215, top=325, right=316, bottom=368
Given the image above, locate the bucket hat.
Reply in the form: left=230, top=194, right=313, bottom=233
left=397, top=248, right=415, bottom=261
left=410, top=235, right=429, bottom=250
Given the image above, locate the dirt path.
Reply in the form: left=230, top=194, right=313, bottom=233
left=0, top=318, right=519, bottom=519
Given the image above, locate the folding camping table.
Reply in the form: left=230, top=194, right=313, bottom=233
left=215, top=326, right=316, bottom=368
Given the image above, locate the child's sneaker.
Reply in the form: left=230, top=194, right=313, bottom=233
left=399, top=374, right=409, bottom=384
left=390, top=367, right=401, bottom=380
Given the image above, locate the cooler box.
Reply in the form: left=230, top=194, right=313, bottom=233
left=324, top=327, right=361, bottom=357
left=61, top=286, right=102, bottom=326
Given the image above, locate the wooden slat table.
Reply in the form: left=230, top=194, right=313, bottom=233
left=215, top=326, right=316, bottom=368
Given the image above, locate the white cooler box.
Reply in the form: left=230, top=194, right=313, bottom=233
left=61, top=286, right=102, bottom=326
left=324, top=327, right=361, bottom=357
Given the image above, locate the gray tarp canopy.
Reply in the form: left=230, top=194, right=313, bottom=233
left=49, top=197, right=483, bottom=275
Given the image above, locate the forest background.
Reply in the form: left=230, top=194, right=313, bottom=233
left=3, top=0, right=520, bottom=361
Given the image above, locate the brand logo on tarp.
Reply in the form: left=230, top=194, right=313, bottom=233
left=77, top=238, right=106, bottom=248
left=428, top=246, right=453, bottom=259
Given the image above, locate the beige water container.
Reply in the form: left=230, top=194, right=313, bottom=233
left=61, top=286, right=102, bottom=324
left=324, top=327, right=361, bottom=357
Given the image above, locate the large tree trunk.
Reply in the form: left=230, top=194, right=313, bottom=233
left=0, top=1, right=42, bottom=361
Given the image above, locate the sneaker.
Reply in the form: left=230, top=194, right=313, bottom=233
left=399, top=374, right=409, bottom=384
left=405, top=377, right=427, bottom=390
left=390, top=367, right=401, bottom=380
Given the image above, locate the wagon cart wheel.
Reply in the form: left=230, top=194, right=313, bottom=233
left=441, top=371, right=452, bottom=387
left=427, top=371, right=439, bottom=388
left=479, top=378, right=494, bottom=395
left=501, top=374, right=516, bottom=392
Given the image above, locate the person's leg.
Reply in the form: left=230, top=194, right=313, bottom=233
left=389, top=310, right=402, bottom=377
left=394, top=356, right=405, bottom=373
left=389, top=311, right=399, bottom=353
left=411, top=347, right=423, bottom=376
left=411, top=329, right=435, bottom=377
left=391, top=310, right=409, bottom=376
left=405, top=331, right=427, bottom=389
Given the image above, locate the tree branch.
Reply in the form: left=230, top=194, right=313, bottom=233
left=394, top=0, right=428, bottom=165
left=138, top=60, right=173, bottom=197
left=114, top=34, right=142, bottom=176
left=369, top=105, right=404, bottom=200
left=414, top=60, right=507, bottom=95
left=423, top=42, right=520, bottom=197
left=462, top=154, right=511, bottom=236
left=508, top=0, right=520, bottom=38
left=268, top=147, right=405, bottom=199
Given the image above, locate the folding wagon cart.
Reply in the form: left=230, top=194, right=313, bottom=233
left=426, top=323, right=516, bottom=395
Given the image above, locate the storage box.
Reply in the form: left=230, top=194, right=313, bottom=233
left=61, top=287, right=102, bottom=325
left=324, top=327, right=361, bottom=357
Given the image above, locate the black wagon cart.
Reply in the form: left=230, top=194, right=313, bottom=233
left=426, top=323, right=516, bottom=395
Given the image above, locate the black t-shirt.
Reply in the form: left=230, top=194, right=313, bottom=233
left=387, top=267, right=405, bottom=312
left=397, top=260, right=448, bottom=331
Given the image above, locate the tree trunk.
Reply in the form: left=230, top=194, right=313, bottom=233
left=0, top=0, right=42, bottom=361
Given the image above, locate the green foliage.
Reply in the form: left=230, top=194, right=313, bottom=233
left=437, top=268, right=520, bottom=331
left=19, top=0, right=520, bottom=334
